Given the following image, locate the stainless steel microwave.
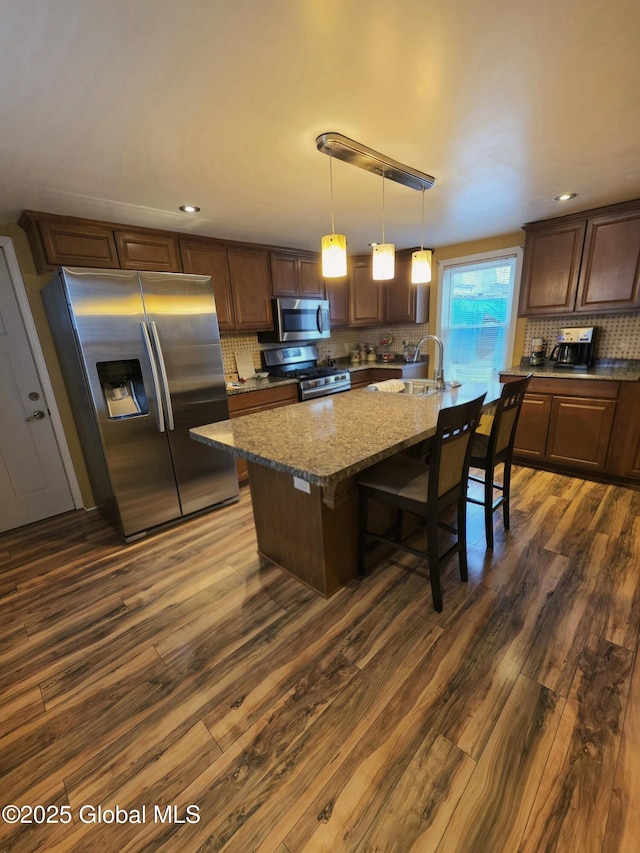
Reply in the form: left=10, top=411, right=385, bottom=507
left=258, top=297, right=331, bottom=343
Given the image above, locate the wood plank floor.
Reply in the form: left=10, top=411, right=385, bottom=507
left=1, top=465, right=639, bottom=852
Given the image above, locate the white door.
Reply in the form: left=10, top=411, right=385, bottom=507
left=0, top=239, right=76, bottom=531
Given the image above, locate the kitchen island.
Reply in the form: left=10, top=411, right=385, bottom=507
left=191, top=381, right=503, bottom=596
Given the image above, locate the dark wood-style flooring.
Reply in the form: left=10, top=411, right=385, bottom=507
left=1, top=465, right=639, bottom=852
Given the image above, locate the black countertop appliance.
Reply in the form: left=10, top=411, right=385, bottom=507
left=549, top=326, right=596, bottom=368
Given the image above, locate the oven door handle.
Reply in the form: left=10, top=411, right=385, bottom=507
left=317, top=305, right=324, bottom=334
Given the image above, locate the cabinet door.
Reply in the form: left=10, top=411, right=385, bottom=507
left=546, top=396, right=616, bottom=471
left=270, top=251, right=298, bottom=297
left=114, top=230, right=182, bottom=272
left=518, top=222, right=586, bottom=315
left=576, top=208, right=640, bottom=312
left=35, top=217, right=120, bottom=271
left=326, top=275, right=349, bottom=327
left=227, top=246, right=273, bottom=331
left=349, top=255, right=384, bottom=326
left=297, top=253, right=325, bottom=298
left=513, top=393, right=552, bottom=459
left=386, top=250, right=428, bottom=323
left=602, top=382, right=640, bottom=480
left=270, top=250, right=326, bottom=298
left=180, top=240, right=235, bottom=331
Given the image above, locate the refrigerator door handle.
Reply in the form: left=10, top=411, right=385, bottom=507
left=149, top=321, right=175, bottom=431
left=140, top=322, right=166, bottom=432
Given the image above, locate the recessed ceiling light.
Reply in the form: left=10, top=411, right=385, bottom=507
left=179, top=204, right=200, bottom=213
left=553, top=193, right=577, bottom=202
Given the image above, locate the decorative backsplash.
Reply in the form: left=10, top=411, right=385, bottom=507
left=220, top=322, right=431, bottom=375
left=523, top=312, right=640, bottom=360
left=220, top=311, right=640, bottom=377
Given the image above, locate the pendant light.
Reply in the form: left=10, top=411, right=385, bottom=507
left=411, top=188, right=432, bottom=284
left=321, top=150, right=347, bottom=278
left=372, top=171, right=395, bottom=281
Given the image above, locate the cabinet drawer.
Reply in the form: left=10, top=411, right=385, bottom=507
left=227, top=384, right=298, bottom=415
left=527, top=377, right=619, bottom=399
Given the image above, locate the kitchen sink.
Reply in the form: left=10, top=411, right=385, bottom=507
left=401, top=379, right=440, bottom=396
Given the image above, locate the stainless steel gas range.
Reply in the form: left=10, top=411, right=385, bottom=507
left=262, top=345, right=351, bottom=401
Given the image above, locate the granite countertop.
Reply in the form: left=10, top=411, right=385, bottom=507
left=192, top=380, right=503, bottom=488
left=225, top=358, right=426, bottom=396
left=501, top=358, right=640, bottom=382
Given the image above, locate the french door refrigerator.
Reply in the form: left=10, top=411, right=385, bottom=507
left=43, top=266, right=239, bottom=540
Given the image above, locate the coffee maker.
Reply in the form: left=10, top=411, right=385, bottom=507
left=549, top=326, right=596, bottom=368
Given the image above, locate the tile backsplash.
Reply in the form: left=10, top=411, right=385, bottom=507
left=523, top=312, right=640, bottom=360
left=220, top=322, right=431, bottom=374
left=220, top=311, right=640, bottom=376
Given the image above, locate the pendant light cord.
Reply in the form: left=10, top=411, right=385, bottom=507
left=329, top=151, right=336, bottom=234
left=381, top=171, right=386, bottom=243
left=420, top=188, right=425, bottom=251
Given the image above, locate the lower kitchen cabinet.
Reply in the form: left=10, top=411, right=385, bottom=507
left=227, top=384, right=298, bottom=482
left=546, top=394, right=616, bottom=471
left=503, top=375, right=620, bottom=476
left=606, top=382, right=640, bottom=481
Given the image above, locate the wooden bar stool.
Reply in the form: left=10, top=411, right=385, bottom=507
left=357, top=394, right=486, bottom=612
left=467, top=374, right=532, bottom=549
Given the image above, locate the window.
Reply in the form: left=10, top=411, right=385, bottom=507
left=437, top=247, right=522, bottom=383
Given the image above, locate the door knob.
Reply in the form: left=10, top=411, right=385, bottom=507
left=26, top=410, right=45, bottom=421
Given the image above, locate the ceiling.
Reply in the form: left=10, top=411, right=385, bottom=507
left=1, top=0, right=640, bottom=254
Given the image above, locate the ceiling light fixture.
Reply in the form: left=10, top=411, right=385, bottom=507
left=372, top=172, right=395, bottom=281
left=321, top=150, right=347, bottom=278
left=316, top=132, right=435, bottom=282
left=179, top=204, right=200, bottom=213
left=411, top=188, right=432, bottom=284
left=316, top=132, right=435, bottom=191
left=553, top=193, right=576, bottom=202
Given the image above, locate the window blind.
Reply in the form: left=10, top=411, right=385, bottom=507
left=439, top=253, right=519, bottom=383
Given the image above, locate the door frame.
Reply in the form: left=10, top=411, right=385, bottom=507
left=1, top=236, right=83, bottom=509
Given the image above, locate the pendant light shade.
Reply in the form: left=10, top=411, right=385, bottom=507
left=372, top=172, right=395, bottom=281
left=372, top=243, right=395, bottom=280
left=321, top=150, right=348, bottom=278
left=411, top=249, right=432, bottom=284
left=411, top=188, right=432, bottom=284
left=322, top=233, right=347, bottom=277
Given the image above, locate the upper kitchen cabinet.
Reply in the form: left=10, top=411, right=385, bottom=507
left=180, top=239, right=235, bottom=331
left=348, top=250, right=428, bottom=326
left=575, top=206, right=640, bottom=312
left=349, top=255, right=385, bottom=326
left=19, top=210, right=120, bottom=273
left=226, top=246, right=273, bottom=331
left=519, top=198, right=640, bottom=316
left=518, top=220, right=586, bottom=315
left=326, top=274, right=350, bottom=327
left=270, top=250, right=326, bottom=299
left=114, top=229, right=182, bottom=272
left=386, top=249, right=429, bottom=324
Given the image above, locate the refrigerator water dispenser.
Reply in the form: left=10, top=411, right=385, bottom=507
left=97, top=360, right=148, bottom=419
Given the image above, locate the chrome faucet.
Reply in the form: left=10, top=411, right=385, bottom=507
left=413, top=335, right=445, bottom=389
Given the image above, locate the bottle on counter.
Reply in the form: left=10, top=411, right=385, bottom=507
left=359, top=344, right=367, bottom=363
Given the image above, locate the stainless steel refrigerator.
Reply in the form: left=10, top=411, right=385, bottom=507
left=43, top=266, right=239, bottom=540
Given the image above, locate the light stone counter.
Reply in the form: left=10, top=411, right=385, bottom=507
left=193, top=380, right=503, bottom=491
left=191, top=380, right=502, bottom=597
left=501, top=358, right=640, bottom=383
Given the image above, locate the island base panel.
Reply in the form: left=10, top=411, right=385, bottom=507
left=247, top=462, right=394, bottom=597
